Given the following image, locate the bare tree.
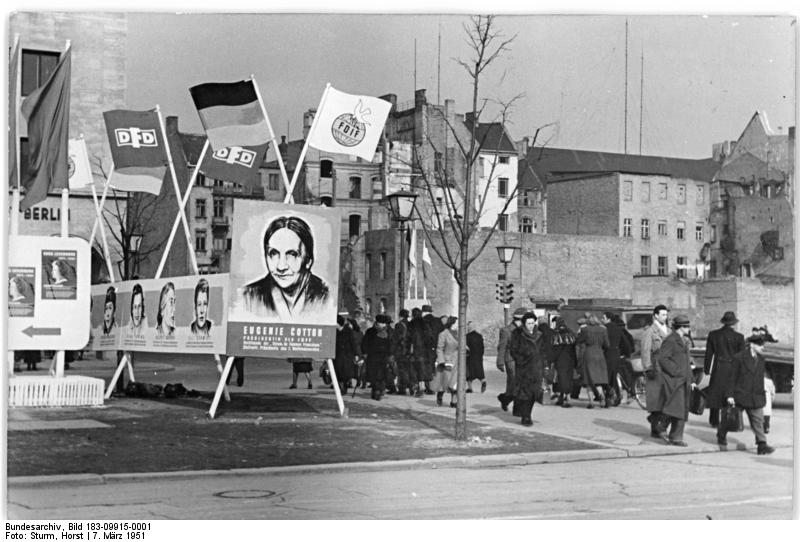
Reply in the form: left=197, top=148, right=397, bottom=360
left=407, top=15, right=520, bottom=440
left=92, top=158, right=172, bottom=281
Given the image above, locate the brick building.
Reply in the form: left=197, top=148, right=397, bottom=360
left=519, top=147, right=719, bottom=280
left=709, top=111, right=794, bottom=279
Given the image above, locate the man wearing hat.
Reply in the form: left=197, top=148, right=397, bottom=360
left=422, top=305, right=443, bottom=395
left=641, top=304, right=671, bottom=436
left=717, top=334, right=774, bottom=454
left=704, top=310, right=745, bottom=428
left=652, top=314, right=695, bottom=446
left=393, top=309, right=418, bottom=396
left=496, top=307, right=527, bottom=411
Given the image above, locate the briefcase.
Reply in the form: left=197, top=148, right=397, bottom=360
left=689, top=387, right=706, bottom=415
left=721, top=405, right=744, bottom=432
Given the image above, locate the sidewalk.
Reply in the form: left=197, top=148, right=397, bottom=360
left=6, top=355, right=795, bottom=484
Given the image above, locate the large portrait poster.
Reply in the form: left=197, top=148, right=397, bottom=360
left=88, top=274, right=229, bottom=353
left=226, top=200, right=341, bottom=358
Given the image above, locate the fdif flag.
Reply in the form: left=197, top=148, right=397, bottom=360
left=19, top=46, right=71, bottom=211
left=103, top=109, right=168, bottom=195
left=307, top=87, right=391, bottom=161
left=67, top=138, right=94, bottom=189
left=199, top=141, right=269, bottom=188
left=190, top=80, right=269, bottom=151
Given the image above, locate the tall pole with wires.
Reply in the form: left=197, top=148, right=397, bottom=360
left=624, top=18, right=629, bottom=155
left=639, top=49, right=644, bottom=155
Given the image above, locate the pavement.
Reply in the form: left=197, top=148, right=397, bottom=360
left=5, top=352, right=796, bottom=486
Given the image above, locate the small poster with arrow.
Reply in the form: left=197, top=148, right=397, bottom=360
left=8, top=267, right=35, bottom=317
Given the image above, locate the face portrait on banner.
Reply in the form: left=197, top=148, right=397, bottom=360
left=190, top=278, right=213, bottom=339
left=8, top=268, right=35, bottom=318
left=227, top=200, right=341, bottom=358
left=41, top=250, right=78, bottom=300
left=102, top=286, right=117, bottom=336
left=155, top=281, right=177, bottom=339
left=128, top=283, right=147, bottom=338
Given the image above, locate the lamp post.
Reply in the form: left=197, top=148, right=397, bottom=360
left=496, top=244, right=518, bottom=325
left=386, top=190, right=418, bottom=313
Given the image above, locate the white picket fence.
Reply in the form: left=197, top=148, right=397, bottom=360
left=8, top=375, right=105, bottom=408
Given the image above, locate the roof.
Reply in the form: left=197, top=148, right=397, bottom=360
left=519, top=147, right=720, bottom=189
left=464, top=120, right=517, bottom=153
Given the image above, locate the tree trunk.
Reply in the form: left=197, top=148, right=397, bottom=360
left=454, top=262, right=469, bottom=440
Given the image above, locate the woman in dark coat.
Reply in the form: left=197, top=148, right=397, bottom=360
left=508, top=312, right=545, bottom=426
left=409, top=309, right=434, bottom=394
left=549, top=317, right=577, bottom=407
left=361, top=314, right=394, bottom=401
left=334, top=315, right=358, bottom=393
left=602, top=312, right=630, bottom=406
left=577, top=315, right=610, bottom=408
left=466, top=321, right=486, bottom=393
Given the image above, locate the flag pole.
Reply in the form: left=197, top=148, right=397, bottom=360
left=155, top=139, right=208, bottom=279
left=83, top=133, right=116, bottom=282
left=250, top=76, right=292, bottom=203
left=54, top=40, right=71, bottom=379
left=283, top=83, right=332, bottom=204
left=155, top=105, right=198, bottom=274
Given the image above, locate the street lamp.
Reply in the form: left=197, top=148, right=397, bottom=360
left=496, top=244, right=518, bottom=325
left=386, top=190, right=418, bottom=313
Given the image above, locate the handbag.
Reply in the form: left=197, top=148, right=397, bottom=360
left=721, top=405, right=744, bottom=432
left=689, top=387, right=706, bottom=415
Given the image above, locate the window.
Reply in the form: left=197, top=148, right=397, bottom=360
left=498, top=156, right=509, bottom=164
left=195, top=229, right=207, bottom=253
left=641, top=181, right=651, bottom=202
left=213, top=236, right=226, bottom=251
left=657, top=220, right=667, bottom=237
left=320, top=159, right=333, bottom=178
left=349, top=214, right=361, bottom=238
left=435, top=152, right=444, bottom=176
left=380, top=252, right=387, bottom=280
left=520, top=217, right=533, bottom=233
left=677, top=256, right=688, bottom=279
left=622, top=180, right=633, bottom=201
left=371, top=176, right=381, bottom=199
left=711, top=224, right=717, bottom=243
left=268, top=173, right=281, bottom=191
left=657, top=256, right=668, bottom=276
left=365, top=253, right=372, bottom=279
left=195, top=199, right=207, bottom=219
left=695, top=223, right=704, bottom=241
left=677, top=220, right=686, bottom=240
left=498, top=214, right=509, bottom=232
left=227, top=238, right=232, bottom=250
left=497, top=178, right=509, bottom=198
left=521, top=190, right=531, bottom=207
left=640, top=255, right=651, bottom=275
left=197, top=173, right=207, bottom=187
left=658, top=183, right=668, bottom=200
left=641, top=219, right=650, bottom=239
left=677, top=184, right=686, bottom=204
left=349, top=176, right=362, bottom=199
left=364, top=298, right=372, bottom=316
left=213, top=198, right=224, bottom=218
left=709, top=260, right=717, bottom=278
left=623, top=218, right=632, bottom=237
left=696, top=185, right=705, bottom=205
left=21, top=49, right=59, bottom=96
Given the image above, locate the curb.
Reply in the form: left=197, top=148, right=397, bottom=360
left=10, top=442, right=783, bottom=488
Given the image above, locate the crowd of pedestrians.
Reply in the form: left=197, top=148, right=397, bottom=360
left=302, top=302, right=778, bottom=455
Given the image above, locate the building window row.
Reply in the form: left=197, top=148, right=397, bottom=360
left=639, top=254, right=670, bottom=276
left=624, top=218, right=704, bottom=241
left=622, top=179, right=705, bottom=205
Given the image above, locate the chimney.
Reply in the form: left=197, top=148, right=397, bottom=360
left=414, top=89, right=427, bottom=107
left=379, top=93, right=397, bottom=112
left=303, top=109, right=316, bottom=140
left=519, top=136, right=530, bottom=157
left=464, top=111, right=476, bottom=126
left=165, top=115, right=179, bottom=134
left=279, top=136, right=287, bottom=158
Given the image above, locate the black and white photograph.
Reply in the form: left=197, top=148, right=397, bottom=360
left=4, top=5, right=797, bottom=529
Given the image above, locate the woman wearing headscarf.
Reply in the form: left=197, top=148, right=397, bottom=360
left=434, top=316, right=459, bottom=407
left=577, top=314, right=610, bottom=408
left=334, top=314, right=358, bottom=394
left=509, top=312, right=545, bottom=426
left=361, top=314, right=394, bottom=401
left=549, top=317, right=578, bottom=407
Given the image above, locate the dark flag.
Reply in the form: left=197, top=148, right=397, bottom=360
left=103, top=109, right=168, bottom=194
left=199, top=141, right=269, bottom=188
left=8, top=37, right=20, bottom=189
left=20, top=46, right=71, bottom=211
left=189, top=79, right=269, bottom=151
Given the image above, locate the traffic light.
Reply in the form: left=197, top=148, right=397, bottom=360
left=495, top=282, right=515, bottom=304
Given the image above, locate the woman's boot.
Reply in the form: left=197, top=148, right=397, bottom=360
left=436, top=392, right=444, bottom=406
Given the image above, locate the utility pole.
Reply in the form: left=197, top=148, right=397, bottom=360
left=624, top=18, right=629, bottom=155
left=639, top=49, right=644, bottom=155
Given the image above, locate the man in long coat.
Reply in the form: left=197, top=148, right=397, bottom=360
left=642, top=304, right=671, bottom=436
left=361, top=314, right=394, bottom=401
left=717, top=334, right=774, bottom=455
left=393, top=309, right=417, bottom=396
left=422, top=305, right=443, bottom=394
left=496, top=307, right=525, bottom=411
left=704, top=311, right=745, bottom=428
left=653, top=314, right=694, bottom=446
left=408, top=307, right=432, bottom=397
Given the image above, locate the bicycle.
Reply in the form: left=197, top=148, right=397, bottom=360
left=617, top=357, right=647, bottom=409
